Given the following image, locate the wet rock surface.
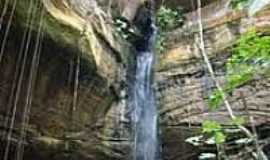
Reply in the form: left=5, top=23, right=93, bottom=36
left=0, top=0, right=269, bottom=160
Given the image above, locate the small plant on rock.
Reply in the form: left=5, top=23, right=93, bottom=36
left=155, top=6, right=185, bottom=54
left=208, top=29, right=270, bottom=109
left=230, top=0, right=250, bottom=9
left=186, top=28, right=270, bottom=159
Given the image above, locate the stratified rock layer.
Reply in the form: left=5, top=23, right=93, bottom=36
left=0, top=0, right=132, bottom=159
left=0, top=0, right=269, bottom=159
left=156, top=0, right=270, bottom=159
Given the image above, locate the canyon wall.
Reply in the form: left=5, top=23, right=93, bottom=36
left=0, top=0, right=269, bottom=160
left=156, top=0, right=270, bottom=159
left=0, top=0, right=132, bottom=159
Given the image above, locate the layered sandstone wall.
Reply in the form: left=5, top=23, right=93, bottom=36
left=0, top=0, right=134, bottom=159
left=0, top=0, right=270, bottom=159
left=155, top=1, right=270, bottom=159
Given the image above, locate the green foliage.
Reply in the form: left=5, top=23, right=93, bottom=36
left=214, top=132, right=226, bottom=144
left=208, top=29, right=270, bottom=109
left=188, top=26, right=270, bottom=160
left=156, top=6, right=185, bottom=31
left=207, top=90, right=224, bottom=110
left=155, top=6, right=185, bottom=54
left=229, top=29, right=270, bottom=70
left=230, top=0, right=250, bottom=9
left=199, top=29, right=270, bottom=158
left=202, top=120, right=226, bottom=144
left=113, top=16, right=138, bottom=40
left=155, top=33, right=166, bottom=54
left=202, top=120, right=222, bottom=133
left=231, top=116, right=246, bottom=126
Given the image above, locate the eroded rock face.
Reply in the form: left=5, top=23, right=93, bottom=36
left=155, top=1, right=270, bottom=159
left=0, top=0, right=133, bottom=159
left=0, top=0, right=270, bottom=159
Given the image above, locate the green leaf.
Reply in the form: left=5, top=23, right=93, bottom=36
left=231, top=116, right=246, bottom=126
left=208, top=90, right=223, bottom=110
left=208, top=28, right=270, bottom=111
left=202, top=120, right=222, bottom=133
left=226, top=71, right=253, bottom=91
left=214, top=132, right=226, bottom=144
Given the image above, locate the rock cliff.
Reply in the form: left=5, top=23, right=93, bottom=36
left=156, top=0, right=270, bottom=159
left=0, top=0, right=269, bottom=160
left=0, top=0, right=132, bottom=159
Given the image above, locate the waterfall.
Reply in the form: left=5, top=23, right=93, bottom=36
left=129, top=7, right=159, bottom=160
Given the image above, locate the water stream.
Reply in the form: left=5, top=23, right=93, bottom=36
left=129, top=11, right=159, bottom=160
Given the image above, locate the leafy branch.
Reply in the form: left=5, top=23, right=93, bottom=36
left=208, top=29, right=270, bottom=109
left=192, top=0, right=269, bottom=159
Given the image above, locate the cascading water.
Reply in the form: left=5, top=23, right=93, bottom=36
left=128, top=5, right=159, bottom=160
